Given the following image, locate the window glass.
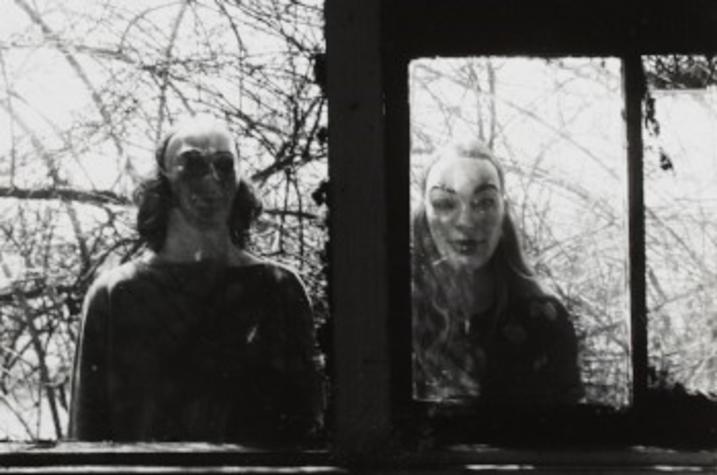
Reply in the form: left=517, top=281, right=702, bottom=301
left=644, top=55, right=717, bottom=397
left=410, top=57, right=630, bottom=407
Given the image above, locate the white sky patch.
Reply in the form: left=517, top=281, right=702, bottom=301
left=0, top=0, right=311, bottom=193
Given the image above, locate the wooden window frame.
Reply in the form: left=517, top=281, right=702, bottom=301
left=328, top=0, right=717, bottom=458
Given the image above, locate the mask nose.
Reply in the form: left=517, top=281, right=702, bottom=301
left=199, top=161, right=235, bottom=187
left=208, top=162, right=222, bottom=182
left=455, top=203, right=477, bottom=229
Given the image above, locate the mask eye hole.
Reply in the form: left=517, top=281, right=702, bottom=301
left=212, top=155, right=236, bottom=177
left=471, top=195, right=498, bottom=213
left=177, top=151, right=236, bottom=179
left=179, top=151, right=210, bottom=177
left=431, top=197, right=457, bottom=213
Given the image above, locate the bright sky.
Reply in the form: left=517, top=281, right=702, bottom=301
left=0, top=0, right=316, bottom=191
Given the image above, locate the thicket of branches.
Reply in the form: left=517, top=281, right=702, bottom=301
left=0, top=0, right=326, bottom=440
left=410, top=56, right=717, bottom=407
left=643, top=55, right=717, bottom=396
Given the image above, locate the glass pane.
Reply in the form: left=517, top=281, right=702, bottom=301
left=644, top=55, right=717, bottom=397
left=410, top=57, right=630, bottom=407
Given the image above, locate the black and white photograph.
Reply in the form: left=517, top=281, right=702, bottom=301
left=1, top=0, right=717, bottom=473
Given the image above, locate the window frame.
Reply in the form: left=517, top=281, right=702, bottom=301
left=328, top=0, right=717, bottom=456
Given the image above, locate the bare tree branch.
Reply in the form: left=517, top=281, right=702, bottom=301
left=0, top=186, right=130, bottom=206
left=12, top=0, right=138, bottom=182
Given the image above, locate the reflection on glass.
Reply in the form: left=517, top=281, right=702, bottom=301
left=410, top=57, right=630, bottom=407
left=644, top=55, right=717, bottom=397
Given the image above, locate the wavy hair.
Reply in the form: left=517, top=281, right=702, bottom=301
left=134, top=125, right=263, bottom=252
left=412, top=142, right=544, bottom=399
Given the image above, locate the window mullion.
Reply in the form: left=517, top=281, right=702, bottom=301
left=622, top=54, right=648, bottom=407
left=326, top=0, right=392, bottom=457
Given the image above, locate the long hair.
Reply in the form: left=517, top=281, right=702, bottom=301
left=134, top=125, right=263, bottom=252
left=412, top=142, right=544, bottom=399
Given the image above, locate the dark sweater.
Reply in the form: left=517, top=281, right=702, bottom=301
left=414, top=294, right=584, bottom=405
left=69, top=259, right=324, bottom=444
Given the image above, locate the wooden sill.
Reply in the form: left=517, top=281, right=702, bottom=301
left=0, top=443, right=715, bottom=473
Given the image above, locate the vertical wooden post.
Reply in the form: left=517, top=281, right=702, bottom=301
left=325, top=0, right=391, bottom=457
left=622, top=54, right=648, bottom=407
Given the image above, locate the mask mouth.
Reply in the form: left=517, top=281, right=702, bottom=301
left=451, top=238, right=483, bottom=255
left=189, top=192, right=229, bottom=213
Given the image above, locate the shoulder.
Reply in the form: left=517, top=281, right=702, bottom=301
left=86, top=259, right=148, bottom=297
left=509, top=292, right=570, bottom=325
left=227, top=248, right=303, bottom=286
left=259, top=259, right=307, bottom=290
left=508, top=294, right=580, bottom=350
left=256, top=260, right=312, bottom=310
left=529, top=295, right=568, bottom=322
left=81, top=260, right=148, bottom=324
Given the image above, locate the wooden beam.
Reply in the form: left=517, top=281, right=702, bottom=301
left=623, top=54, right=648, bottom=406
left=325, top=0, right=392, bottom=457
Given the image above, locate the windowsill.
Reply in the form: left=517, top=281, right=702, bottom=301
left=0, top=442, right=715, bottom=473
left=406, top=444, right=717, bottom=469
left=0, top=442, right=333, bottom=470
